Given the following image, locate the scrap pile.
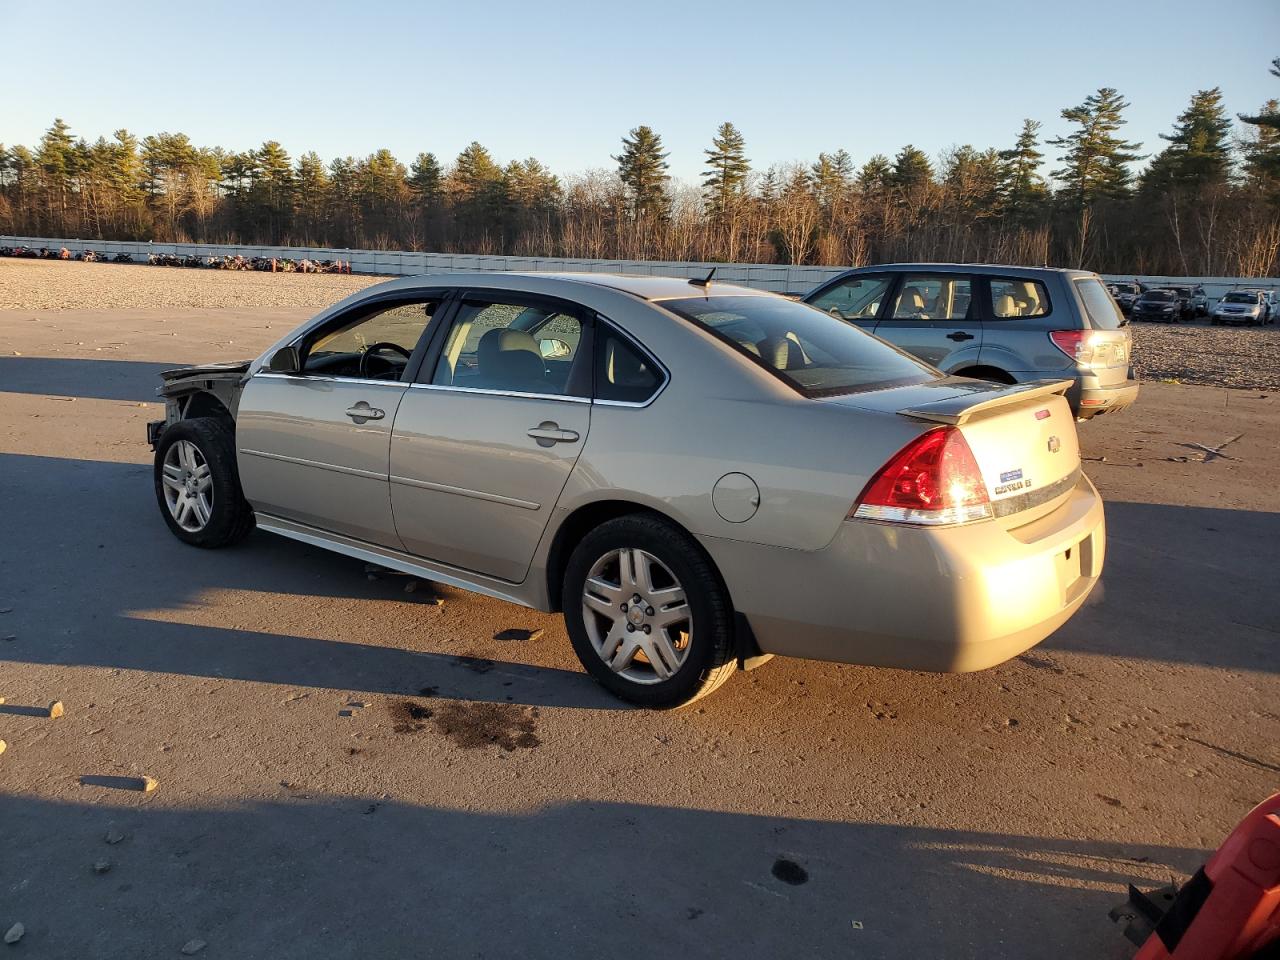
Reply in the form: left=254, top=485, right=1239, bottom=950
left=0, top=246, right=350, bottom=274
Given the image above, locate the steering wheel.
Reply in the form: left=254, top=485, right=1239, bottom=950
left=358, top=341, right=412, bottom=379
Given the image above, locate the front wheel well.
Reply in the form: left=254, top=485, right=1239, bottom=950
left=181, top=390, right=235, bottom=426
left=953, top=365, right=1016, bottom=385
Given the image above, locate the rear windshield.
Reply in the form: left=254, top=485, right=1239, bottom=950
left=1074, top=278, right=1125, bottom=329
left=662, top=295, right=936, bottom=398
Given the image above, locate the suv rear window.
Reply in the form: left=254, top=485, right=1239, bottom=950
left=662, top=295, right=936, bottom=398
left=1075, top=278, right=1125, bottom=330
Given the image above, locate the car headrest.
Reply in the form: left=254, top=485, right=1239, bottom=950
left=995, top=294, right=1017, bottom=317
left=477, top=328, right=544, bottom=385
left=606, top=339, right=651, bottom=386
left=900, top=286, right=926, bottom=311
left=757, top=336, right=806, bottom=370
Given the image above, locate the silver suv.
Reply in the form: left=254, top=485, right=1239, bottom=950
left=804, top=263, right=1138, bottom=420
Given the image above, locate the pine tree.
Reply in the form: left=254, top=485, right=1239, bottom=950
left=1148, top=88, right=1233, bottom=190
left=889, top=145, right=934, bottom=194
left=810, top=149, right=853, bottom=209
left=294, top=151, right=330, bottom=242
left=408, top=152, right=442, bottom=204
left=1048, top=87, right=1143, bottom=203
left=856, top=154, right=892, bottom=194
left=702, top=122, right=750, bottom=218
left=1240, top=59, right=1280, bottom=184
left=614, top=125, right=669, bottom=220
left=35, top=118, right=77, bottom=229
left=998, top=119, right=1049, bottom=220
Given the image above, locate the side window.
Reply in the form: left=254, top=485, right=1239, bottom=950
left=431, top=298, right=584, bottom=396
left=989, top=278, right=1050, bottom=319
left=303, top=300, right=440, bottom=380
left=808, top=274, right=892, bottom=320
left=892, top=275, right=973, bottom=321
left=595, top=325, right=663, bottom=404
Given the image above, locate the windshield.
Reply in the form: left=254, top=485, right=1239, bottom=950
left=662, top=295, right=936, bottom=398
left=1142, top=291, right=1174, bottom=302
left=1223, top=293, right=1257, bottom=304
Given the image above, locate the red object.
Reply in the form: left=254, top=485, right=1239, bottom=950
left=1136, top=792, right=1280, bottom=959
left=854, top=426, right=989, bottom=516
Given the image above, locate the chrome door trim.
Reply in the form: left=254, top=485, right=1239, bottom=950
left=389, top=474, right=540, bottom=511
left=407, top=383, right=592, bottom=404
left=254, top=372, right=407, bottom=388
left=239, top=447, right=385, bottom=481
left=254, top=514, right=534, bottom=602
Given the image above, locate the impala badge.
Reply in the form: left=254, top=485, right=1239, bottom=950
left=1047, top=436, right=1061, bottom=453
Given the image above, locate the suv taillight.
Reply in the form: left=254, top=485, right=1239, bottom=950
left=850, top=427, right=991, bottom=526
left=1049, top=330, right=1124, bottom=368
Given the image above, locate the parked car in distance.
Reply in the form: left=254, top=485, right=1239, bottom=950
left=1212, top=290, right=1269, bottom=326
left=1236, top=288, right=1276, bottom=324
left=148, top=272, right=1106, bottom=707
left=1107, top=281, right=1142, bottom=315
left=1131, top=289, right=1184, bottom=323
left=803, top=263, right=1137, bottom=420
left=1154, top=286, right=1200, bottom=320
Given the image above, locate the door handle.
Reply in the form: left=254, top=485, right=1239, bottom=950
left=345, top=402, right=385, bottom=423
left=527, top=422, right=580, bottom=446
left=946, top=331, right=976, bottom=342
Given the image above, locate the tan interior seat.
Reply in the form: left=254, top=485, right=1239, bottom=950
left=994, top=294, right=1017, bottom=318
left=476, top=328, right=546, bottom=390
left=897, top=286, right=929, bottom=318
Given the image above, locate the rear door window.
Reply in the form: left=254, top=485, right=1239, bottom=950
left=1074, top=278, right=1125, bottom=330
left=989, top=278, right=1050, bottom=319
left=891, top=275, right=973, bottom=321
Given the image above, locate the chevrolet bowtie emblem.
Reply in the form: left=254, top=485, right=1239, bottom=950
left=1047, top=436, right=1061, bottom=453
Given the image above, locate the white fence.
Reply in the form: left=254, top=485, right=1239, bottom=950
left=3, top=235, right=1277, bottom=299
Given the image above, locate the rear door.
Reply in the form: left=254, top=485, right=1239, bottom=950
left=1071, top=276, right=1132, bottom=389
left=389, top=292, right=593, bottom=583
left=871, top=272, right=981, bottom=371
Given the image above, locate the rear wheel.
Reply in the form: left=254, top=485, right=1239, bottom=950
left=154, top=418, right=254, bottom=548
left=563, top=515, right=736, bottom=708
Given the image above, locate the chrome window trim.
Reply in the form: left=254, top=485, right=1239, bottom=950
left=592, top=317, right=670, bottom=409
left=239, top=448, right=385, bottom=481
left=389, top=474, right=540, bottom=511
left=406, top=383, right=592, bottom=404
left=254, top=372, right=408, bottom=388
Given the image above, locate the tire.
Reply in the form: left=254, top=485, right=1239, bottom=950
left=154, top=417, right=254, bottom=548
left=562, top=514, right=736, bottom=708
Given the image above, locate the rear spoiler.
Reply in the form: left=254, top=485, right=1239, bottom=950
left=898, top=379, right=1073, bottom=426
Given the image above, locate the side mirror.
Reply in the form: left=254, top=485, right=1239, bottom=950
left=268, top=345, right=301, bottom=374
left=538, top=338, right=571, bottom=360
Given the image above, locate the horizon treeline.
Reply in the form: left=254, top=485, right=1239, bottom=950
left=2, top=62, right=1279, bottom=277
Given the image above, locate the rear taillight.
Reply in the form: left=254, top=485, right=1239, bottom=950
left=850, top=427, right=991, bottom=526
left=1049, top=330, right=1125, bottom=369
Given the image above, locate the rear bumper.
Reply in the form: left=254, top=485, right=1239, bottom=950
left=1075, top=378, right=1140, bottom=419
left=700, top=475, right=1105, bottom=672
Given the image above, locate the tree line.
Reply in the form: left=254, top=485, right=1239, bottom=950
left=2, top=60, right=1279, bottom=277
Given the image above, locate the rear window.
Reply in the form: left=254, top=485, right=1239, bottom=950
left=1075, top=278, right=1125, bottom=329
left=662, top=295, right=936, bottom=398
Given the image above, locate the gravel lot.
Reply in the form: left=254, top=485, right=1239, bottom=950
left=4, top=258, right=1280, bottom=390
left=1, top=258, right=1278, bottom=958
left=1130, top=320, right=1280, bottom=391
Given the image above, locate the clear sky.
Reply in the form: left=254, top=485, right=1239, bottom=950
left=3, top=0, right=1277, bottom=184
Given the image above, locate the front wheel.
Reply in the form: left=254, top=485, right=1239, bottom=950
left=563, top=514, right=736, bottom=707
left=154, top=417, right=255, bottom=548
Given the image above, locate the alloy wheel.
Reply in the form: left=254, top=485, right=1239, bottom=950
left=581, top=547, right=692, bottom=684
left=161, top=440, right=214, bottom=532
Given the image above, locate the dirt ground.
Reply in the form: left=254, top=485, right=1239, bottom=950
left=0, top=263, right=1278, bottom=959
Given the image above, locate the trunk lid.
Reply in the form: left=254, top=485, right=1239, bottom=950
left=833, top=378, right=1082, bottom=524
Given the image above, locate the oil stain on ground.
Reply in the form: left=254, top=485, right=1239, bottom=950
left=389, top=699, right=540, bottom=751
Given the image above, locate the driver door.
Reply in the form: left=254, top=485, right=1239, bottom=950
left=236, top=296, right=446, bottom=548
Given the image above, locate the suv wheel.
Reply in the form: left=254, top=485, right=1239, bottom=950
left=563, top=515, right=736, bottom=708
left=154, top=417, right=255, bottom=548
